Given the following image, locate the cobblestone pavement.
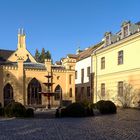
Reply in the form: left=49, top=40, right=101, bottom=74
left=0, top=109, right=140, bottom=140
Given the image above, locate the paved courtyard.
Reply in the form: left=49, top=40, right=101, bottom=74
left=0, top=108, right=140, bottom=140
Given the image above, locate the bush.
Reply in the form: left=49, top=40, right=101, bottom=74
left=4, top=102, right=26, bottom=117
left=25, top=108, right=34, bottom=118
left=95, top=100, right=117, bottom=114
left=95, top=100, right=105, bottom=110
left=0, top=107, right=4, bottom=116
left=56, top=102, right=94, bottom=118
left=63, top=103, right=86, bottom=117
left=55, top=108, right=60, bottom=118
left=85, top=106, right=94, bottom=116
left=90, top=103, right=96, bottom=109
left=60, top=108, right=67, bottom=117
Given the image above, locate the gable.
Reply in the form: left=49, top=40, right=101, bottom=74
left=7, top=48, right=36, bottom=63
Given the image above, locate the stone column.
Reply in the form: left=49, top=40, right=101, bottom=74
left=17, top=57, right=25, bottom=105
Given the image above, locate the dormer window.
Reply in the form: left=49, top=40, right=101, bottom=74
left=121, top=21, right=130, bottom=38
left=104, top=32, right=111, bottom=46
left=123, top=26, right=129, bottom=37
left=106, top=35, right=110, bottom=45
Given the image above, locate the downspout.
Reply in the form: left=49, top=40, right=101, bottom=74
left=95, top=52, right=98, bottom=103
left=90, top=55, right=93, bottom=103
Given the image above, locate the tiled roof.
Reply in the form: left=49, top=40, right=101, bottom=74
left=23, top=62, right=46, bottom=70
left=0, top=62, right=17, bottom=66
left=67, top=54, right=78, bottom=59
left=52, top=65, right=65, bottom=70
left=0, top=49, right=14, bottom=62
left=76, top=42, right=104, bottom=61
left=55, top=61, right=62, bottom=65
left=0, top=62, right=46, bottom=70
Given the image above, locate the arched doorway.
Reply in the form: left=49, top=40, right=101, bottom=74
left=3, top=83, right=13, bottom=106
left=27, top=78, right=42, bottom=105
left=54, top=85, right=62, bottom=100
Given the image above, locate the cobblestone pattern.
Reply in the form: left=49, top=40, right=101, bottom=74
left=0, top=109, right=140, bottom=140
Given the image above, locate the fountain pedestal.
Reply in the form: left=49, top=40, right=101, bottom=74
left=39, top=74, right=55, bottom=109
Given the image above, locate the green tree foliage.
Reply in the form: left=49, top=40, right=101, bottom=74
left=34, top=48, right=51, bottom=63
left=35, top=49, right=40, bottom=62
left=45, top=50, right=51, bottom=60
left=40, top=48, right=46, bottom=63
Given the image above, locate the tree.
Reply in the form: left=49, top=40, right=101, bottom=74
left=34, top=49, right=40, bottom=62
left=45, top=50, right=51, bottom=59
left=40, top=48, right=46, bottom=63
left=116, top=82, right=140, bottom=108
left=34, top=48, right=52, bottom=63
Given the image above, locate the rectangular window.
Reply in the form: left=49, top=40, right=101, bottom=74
left=69, top=75, right=72, bottom=84
left=118, top=81, right=123, bottom=96
left=75, top=71, right=77, bottom=79
left=75, top=87, right=78, bottom=98
left=118, top=50, right=123, bottom=65
left=69, top=88, right=72, bottom=97
left=101, top=83, right=105, bottom=96
left=81, top=87, right=84, bottom=98
left=81, top=69, right=84, bottom=83
left=87, top=86, right=90, bottom=97
left=87, top=67, right=90, bottom=77
left=101, top=57, right=105, bottom=69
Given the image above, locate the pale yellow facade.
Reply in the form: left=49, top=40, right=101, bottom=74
left=0, top=31, right=76, bottom=107
left=92, top=30, right=140, bottom=107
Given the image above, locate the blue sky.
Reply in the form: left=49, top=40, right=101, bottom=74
left=0, top=0, right=140, bottom=62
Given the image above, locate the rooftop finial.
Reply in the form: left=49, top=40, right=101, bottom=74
left=22, top=28, right=24, bottom=35
left=18, top=28, right=20, bottom=34
left=18, top=28, right=25, bottom=35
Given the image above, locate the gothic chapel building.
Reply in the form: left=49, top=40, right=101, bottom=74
left=0, top=29, right=76, bottom=107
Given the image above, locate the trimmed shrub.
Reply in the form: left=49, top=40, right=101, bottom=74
left=55, top=108, right=60, bottom=118
left=56, top=102, right=94, bottom=118
left=95, top=100, right=105, bottom=110
left=60, top=108, right=67, bottom=117
left=0, top=107, right=4, bottom=116
left=25, top=108, right=34, bottom=118
left=95, top=100, right=117, bottom=114
left=5, top=102, right=26, bottom=117
left=90, top=103, right=96, bottom=109
left=64, top=103, right=86, bottom=117
left=85, top=106, right=94, bottom=116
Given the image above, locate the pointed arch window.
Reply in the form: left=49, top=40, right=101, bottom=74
left=3, top=83, right=13, bottom=106
left=54, top=85, right=62, bottom=100
left=27, top=78, right=42, bottom=105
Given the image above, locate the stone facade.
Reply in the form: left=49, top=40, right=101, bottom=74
left=0, top=29, right=76, bottom=107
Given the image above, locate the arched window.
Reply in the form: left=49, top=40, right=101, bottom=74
left=54, top=85, right=62, bottom=100
left=3, top=83, right=13, bottom=106
left=27, top=78, right=42, bottom=105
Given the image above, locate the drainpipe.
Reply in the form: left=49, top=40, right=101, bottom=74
left=95, top=52, right=98, bottom=103
left=90, top=55, right=94, bottom=103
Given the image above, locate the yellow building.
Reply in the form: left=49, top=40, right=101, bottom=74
left=0, top=29, right=76, bottom=107
left=92, top=21, right=140, bottom=107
